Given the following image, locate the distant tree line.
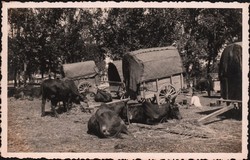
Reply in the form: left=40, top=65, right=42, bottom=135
left=8, top=8, right=242, bottom=86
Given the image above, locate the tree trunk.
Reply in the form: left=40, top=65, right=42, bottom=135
left=14, top=68, right=17, bottom=87
left=23, top=60, right=27, bottom=85
left=207, top=39, right=214, bottom=97
left=41, top=68, right=44, bottom=79
left=54, top=72, right=56, bottom=79
left=17, top=71, right=21, bottom=87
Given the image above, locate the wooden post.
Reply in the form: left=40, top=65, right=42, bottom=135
left=156, top=79, right=159, bottom=92
left=180, top=73, right=184, bottom=89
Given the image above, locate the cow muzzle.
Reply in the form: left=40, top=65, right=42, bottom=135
left=101, top=126, right=110, bottom=136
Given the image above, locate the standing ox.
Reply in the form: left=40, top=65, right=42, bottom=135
left=40, top=78, right=84, bottom=117
left=87, top=103, right=130, bottom=138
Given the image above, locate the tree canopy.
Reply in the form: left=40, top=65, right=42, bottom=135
left=8, top=8, right=242, bottom=86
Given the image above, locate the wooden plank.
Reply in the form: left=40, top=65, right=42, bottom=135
left=197, top=104, right=234, bottom=124
left=106, top=98, right=130, bottom=104
left=216, top=99, right=242, bottom=103
left=89, top=98, right=131, bottom=108
left=101, top=80, right=124, bottom=85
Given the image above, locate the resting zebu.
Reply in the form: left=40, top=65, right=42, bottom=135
left=87, top=103, right=131, bottom=138
left=40, top=78, right=84, bottom=117
left=122, top=101, right=182, bottom=125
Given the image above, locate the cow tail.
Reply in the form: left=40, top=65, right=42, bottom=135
left=40, top=83, right=43, bottom=98
left=40, top=82, right=46, bottom=99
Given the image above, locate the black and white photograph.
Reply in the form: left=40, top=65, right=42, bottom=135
left=1, top=2, right=248, bottom=159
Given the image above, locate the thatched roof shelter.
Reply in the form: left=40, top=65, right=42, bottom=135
left=219, top=42, right=242, bottom=100
left=122, top=46, right=184, bottom=92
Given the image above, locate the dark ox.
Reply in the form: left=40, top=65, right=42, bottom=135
left=41, top=78, right=84, bottom=117
left=122, top=101, right=182, bottom=125
left=87, top=103, right=130, bottom=138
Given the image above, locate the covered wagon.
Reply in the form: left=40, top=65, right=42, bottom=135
left=62, top=61, right=99, bottom=94
left=197, top=42, right=242, bottom=124
left=98, top=60, right=125, bottom=99
left=122, top=46, right=185, bottom=105
left=107, top=60, right=125, bottom=98
left=219, top=42, right=242, bottom=101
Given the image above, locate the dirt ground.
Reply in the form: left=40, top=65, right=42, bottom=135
left=7, top=92, right=242, bottom=153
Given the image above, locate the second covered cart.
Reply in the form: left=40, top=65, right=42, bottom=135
left=62, top=60, right=99, bottom=94
left=122, top=46, right=185, bottom=105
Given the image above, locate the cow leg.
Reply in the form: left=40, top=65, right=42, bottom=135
left=63, top=99, right=71, bottom=113
left=120, top=125, right=136, bottom=139
left=41, top=98, right=46, bottom=117
left=51, top=100, right=58, bottom=118
left=67, top=98, right=71, bottom=111
left=63, top=101, right=68, bottom=112
left=68, top=95, right=74, bottom=110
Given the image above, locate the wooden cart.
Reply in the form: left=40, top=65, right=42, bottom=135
left=122, top=46, right=185, bottom=105
left=62, top=61, right=99, bottom=94
left=97, top=60, right=126, bottom=99
left=198, top=42, right=242, bottom=124
left=62, top=60, right=127, bottom=100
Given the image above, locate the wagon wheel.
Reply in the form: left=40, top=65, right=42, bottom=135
left=157, top=84, right=176, bottom=105
left=78, top=81, right=93, bottom=94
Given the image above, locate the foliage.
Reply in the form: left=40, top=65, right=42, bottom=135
left=8, top=8, right=242, bottom=86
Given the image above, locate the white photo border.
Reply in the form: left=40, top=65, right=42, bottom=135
left=1, top=1, right=249, bottom=159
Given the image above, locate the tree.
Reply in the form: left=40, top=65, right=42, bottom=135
left=8, top=8, right=35, bottom=85
left=91, top=8, right=181, bottom=59
left=8, top=8, right=242, bottom=88
left=175, top=8, right=242, bottom=81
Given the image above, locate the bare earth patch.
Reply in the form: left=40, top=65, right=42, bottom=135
left=7, top=93, right=242, bottom=153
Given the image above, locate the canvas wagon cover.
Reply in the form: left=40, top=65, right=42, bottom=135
left=111, top=60, right=123, bottom=81
left=219, top=42, right=242, bottom=100
left=62, top=61, right=98, bottom=79
left=123, top=46, right=184, bottom=92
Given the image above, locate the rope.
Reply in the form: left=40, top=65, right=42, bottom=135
left=126, top=102, right=131, bottom=126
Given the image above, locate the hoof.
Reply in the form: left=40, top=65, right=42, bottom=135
left=54, top=113, right=59, bottom=118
